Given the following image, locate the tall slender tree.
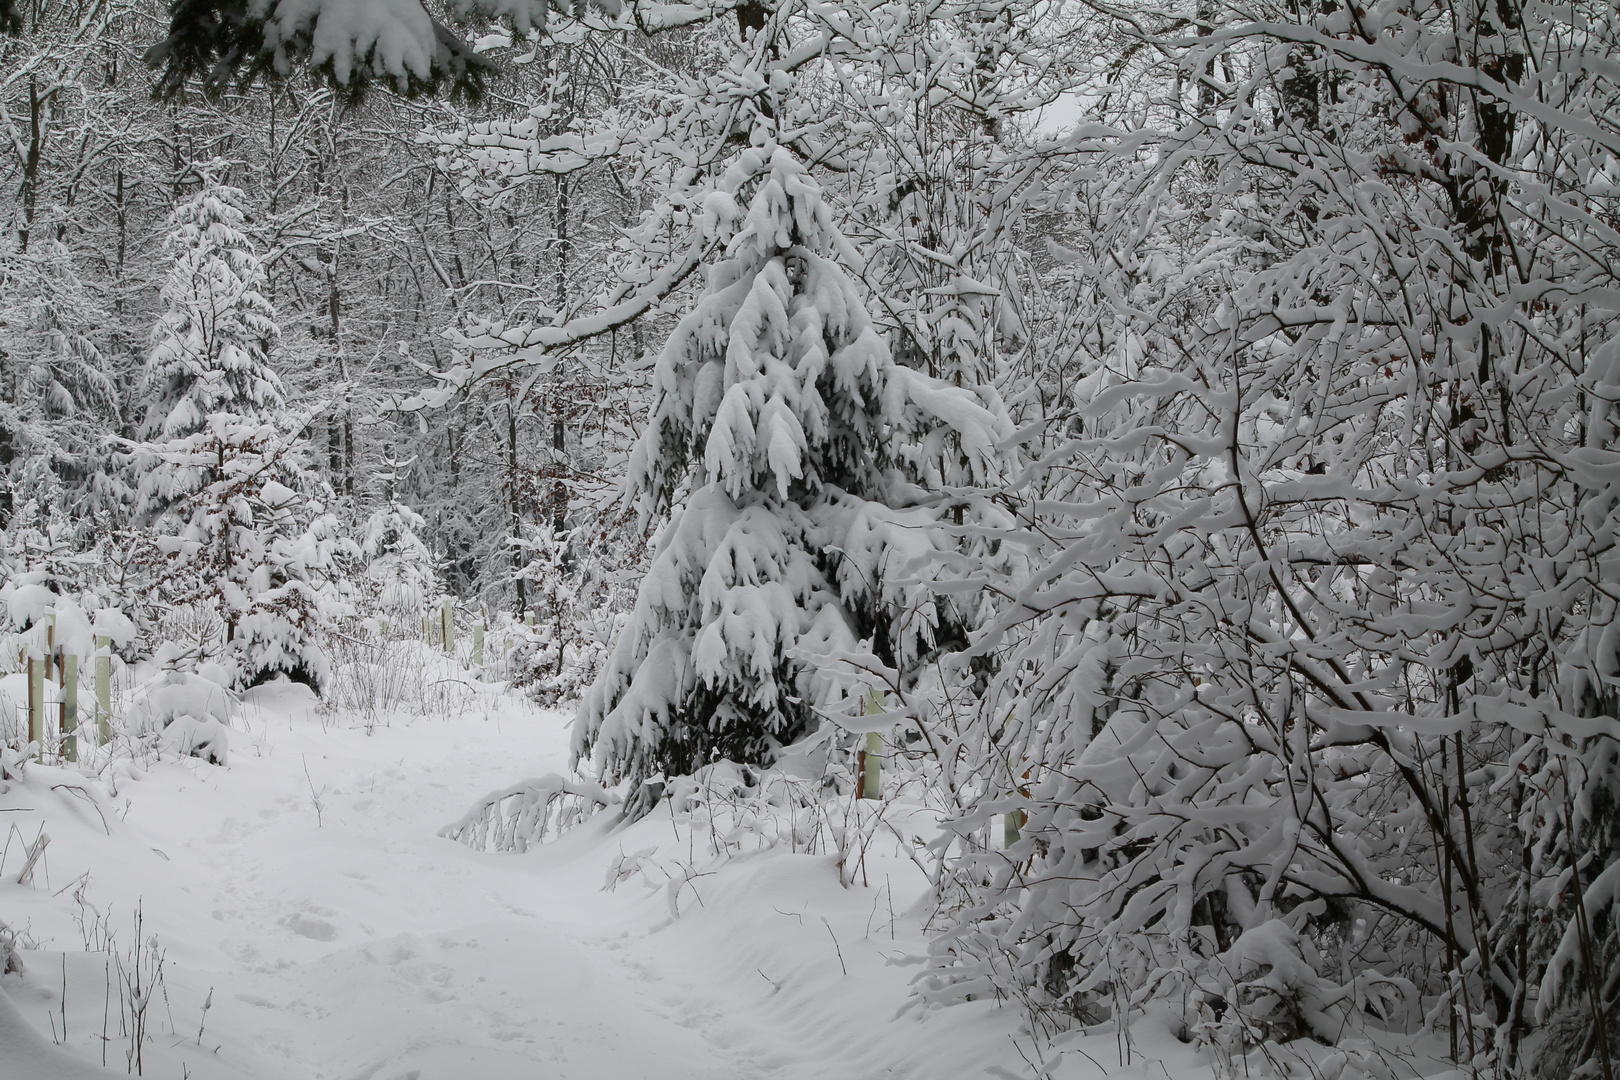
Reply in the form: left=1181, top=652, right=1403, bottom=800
left=136, top=175, right=337, bottom=690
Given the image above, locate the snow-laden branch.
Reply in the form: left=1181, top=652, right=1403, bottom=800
left=440, top=773, right=620, bottom=852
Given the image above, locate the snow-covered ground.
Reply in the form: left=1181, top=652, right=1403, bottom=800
left=0, top=668, right=1202, bottom=1080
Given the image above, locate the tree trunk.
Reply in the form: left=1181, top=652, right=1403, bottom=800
left=19, top=77, right=42, bottom=251
left=554, top=177, right=570, bottom=313
left=509, top=397, right=527, bottom=614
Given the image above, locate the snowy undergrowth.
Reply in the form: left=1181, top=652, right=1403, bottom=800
left=320, top=634, right=496, bottom=730
left=439, top=696, right=1443, bottom=1079
left=0, top=655, right=1076, bottom=1080
left=0, top=629, right=1472, bottom=1080
left=598, top=755, right=946, bottom=918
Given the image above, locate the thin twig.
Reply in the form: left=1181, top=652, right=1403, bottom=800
left=821, top=916, right=848, bottom=976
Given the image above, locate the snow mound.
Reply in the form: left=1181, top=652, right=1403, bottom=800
left=0, top=984, right=114, bottom=1079
left=160, top=714, right=231, bottom=764
left=127, top=670, right=237, bottom=736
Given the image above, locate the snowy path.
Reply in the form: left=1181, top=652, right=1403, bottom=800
left=108, top=685, right=763, bottom=1080
left=1, top=679, right=1131, bottom=1080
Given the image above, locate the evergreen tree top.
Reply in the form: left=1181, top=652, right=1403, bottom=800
left=143, top=178, right=285, bottom=441
left=628, top=141, right=1006, bottom=523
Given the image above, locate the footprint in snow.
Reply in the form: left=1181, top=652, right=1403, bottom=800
left=280, top=911, right=338, bottom=941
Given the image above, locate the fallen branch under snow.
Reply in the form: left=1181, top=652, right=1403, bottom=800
left=439, top=774, right=619, bottom=853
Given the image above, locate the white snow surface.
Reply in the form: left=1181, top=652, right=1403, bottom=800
left=0, top=673, right=1187, bottom=1080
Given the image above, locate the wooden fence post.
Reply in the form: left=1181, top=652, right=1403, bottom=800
left=61, top=653, right=78, bottom=763
left=472, top=621, right=485, bottom=666
left=442, top=598, right=455, bottom=654
left=27, top=656, right=44, bottom=749
left=95, top=636, right=112, bottom=745
left=1004, top=805, right=1023, bottom=848
left=860, top=732, right=882, bottom=799
left=423, top=611, right=433, bottom=645
left=858, top=688, right=883, bottom=800
left=43, top=614, right=55, bottom=682
left=524, top=612, right=535, bottom=628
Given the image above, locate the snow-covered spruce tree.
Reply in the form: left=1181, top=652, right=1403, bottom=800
left=136, top=177, right=341, bottom=692
left=574, top=139, right=1007, bottom=814
left=141, top=173, right=284, bottom=441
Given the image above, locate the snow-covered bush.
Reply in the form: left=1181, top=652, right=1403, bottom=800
left=506, top=525, right=622, bottom=705
left=123, top=665, right=238, bottom=764
left=139, top=417, right=344, bottom=692
left=918, top=2, right=1620, bottom=1073
left=447, top=725, right=944, bottom=907
left=1198, top=922, right=1411, bottom=1052
left=158, top=715, right=231, bottom=764
left=125, top=668, right=236, bottom=735
left=321, top=635, right=488, bottom=727
left=509, top=627, right=611, bottom=708
left=358, top=501, right=435, bottom=628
